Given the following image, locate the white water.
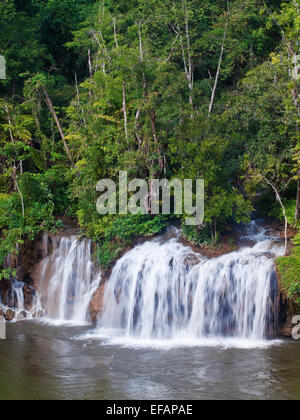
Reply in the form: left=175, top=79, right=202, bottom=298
left=97, top=223, right=284, bottom=344
left=39, top=236, right=100, bottom=324
left=0, top=280, right=44, bottom=321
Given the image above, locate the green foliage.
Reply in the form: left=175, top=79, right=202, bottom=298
left=0, top=268, right=16, bottom=281
left=0, top=0, right=299, bottom=275
left=292, top=233, right=300, bottom=246
left=182, top=225, right=212, bottom=247
left=95, top=214, right=170, bottom=269
left=104, top=214, right=170, bottom=242
left=97, top=240, right=124, bottom=270
left=277, top=245, right=300, bottom=306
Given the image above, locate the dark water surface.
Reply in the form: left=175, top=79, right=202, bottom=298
left=0, top=321, right=300, bottom=400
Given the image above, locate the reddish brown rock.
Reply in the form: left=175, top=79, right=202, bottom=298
left=89, top=283, right=106, bottom=325
left=23, top=285, right=34, bottom=311
left=5, top=309, right=16, bottom=322
left=280, top=316, right=293, bottom=338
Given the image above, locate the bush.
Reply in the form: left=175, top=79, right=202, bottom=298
left=182, top=224, right=213, bottom=246
left=277, top=245, right=300, bottom=307
left=94, top=214, right=170, bottom=269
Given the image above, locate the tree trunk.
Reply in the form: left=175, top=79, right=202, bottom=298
left=74, top=72, right=86, bottom=125
left=182, top=0, right=193, bottom=108
left=150, top=108, right=164, bottom=171
left=122, top=82, right=128, bottom=139
left=88, top=48, right=93, bottom=97
left=4, top=106, right=25, bottom=218
left=264, top=176, right=288, bottom=256
left=13, top=165, right=24, bottom=218
left=41, top=86, right=74, bottom=166
left=113, top=17, right=119, bottom=48
left=208, top=2, right=229, bottom=115
left=135, top=108, right=142, bottom=149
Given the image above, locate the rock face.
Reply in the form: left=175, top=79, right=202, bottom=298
left=89, top=282, right=106, bottom=325
left=0, top=279, right=15, bottom=308
left=23, top=285, right=34, bottom=311
left=277, top=271, right=300, bottom=339
left=280, top=316, right=294, bottom=338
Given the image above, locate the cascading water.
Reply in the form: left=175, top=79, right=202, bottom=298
left=0, top=280, right=44, bottom=321
left=38, top=236, right=100, bottom=324
left=98, top=223, right=284, bottom=343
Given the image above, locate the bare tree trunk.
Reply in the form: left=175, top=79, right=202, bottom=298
left=4, top=106, right=25, bottom=217
left=150, top=108, right=164, bottom=171
left=165, top=32, right=179, bottom=63
left=41, top=86, right=74, bottom=166
left=263, top=176, right=288, bottom=256
left=13, top=165, right=25, bottom=218
left=112, top=17, right=119, bottom=48
left=208, top=2, right=229, bottom=115
left=135, top=108, right=142, bottom=149
left=88, top=48, right=93, bottom=98
left=74, top=72, right=86, bottom=125
left=182, top=0, right=193, bottom=108
left=122, top=82, right=128, bottom=139
left=138, top=24, right=144, bottom=62
left=4, top=105, right=15, bottom=145
left=137, top=24, right=148, bottom=100
left=176, top=1, right=193, bottom=110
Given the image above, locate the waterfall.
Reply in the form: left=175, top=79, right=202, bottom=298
left=0, top=280, right=44, bottom=321
left=38, top=236, right=100, bottom=324
left=98, top=224, right=284, bottom=342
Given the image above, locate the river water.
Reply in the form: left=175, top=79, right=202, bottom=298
left=0, top=321, right=300, bottom=400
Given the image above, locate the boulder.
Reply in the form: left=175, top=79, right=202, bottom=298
left=17, top=311, right=27, bottom=320
left=5, top=309, right=16, bottom=322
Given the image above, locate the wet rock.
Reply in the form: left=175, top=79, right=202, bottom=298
left=32, top=309, right=45, bottom=319
left=280, top=316, right=293, bottom=338
left=89, top=283, right=105, bottom=325
left=183, top=254, right=201, bottom=269
left=0, top=279, right=15, bottom=307
left=5, top=309, right=16, bottom=322
left=23, top=285, right=34, bottom=311
left=17, top=311, right=27, bottom=320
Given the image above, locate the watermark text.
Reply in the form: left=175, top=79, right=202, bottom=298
left=96, top=172, right=204, bottom=226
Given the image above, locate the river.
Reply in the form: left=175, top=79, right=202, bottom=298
left=0, top=321, right=300, bottom=400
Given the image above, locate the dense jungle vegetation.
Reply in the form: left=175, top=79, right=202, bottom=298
left=0, top=0, right=299, bottom=301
